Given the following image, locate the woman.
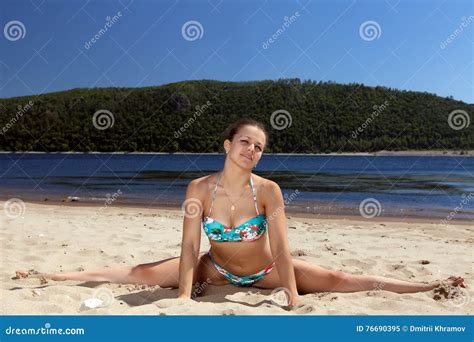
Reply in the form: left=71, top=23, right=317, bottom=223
left=15, top=118, right=465, bottom=309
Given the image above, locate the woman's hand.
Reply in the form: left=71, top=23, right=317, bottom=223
left=177, top=294, right=191, bottom=300
left=288, top=292, right=300, bottom=309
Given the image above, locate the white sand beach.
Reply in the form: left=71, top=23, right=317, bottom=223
left=0, top=201, right=472, bottom=315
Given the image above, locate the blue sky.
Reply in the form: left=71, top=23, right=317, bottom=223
left=1, top=0, right=472, bottom=103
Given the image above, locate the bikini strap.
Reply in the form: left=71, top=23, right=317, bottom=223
left=249, top=175, right=260, bottom=215
left=208, top=173, right=221, bottom=216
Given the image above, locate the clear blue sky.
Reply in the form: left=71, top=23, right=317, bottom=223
left=1, top=0, right=472, bottom=103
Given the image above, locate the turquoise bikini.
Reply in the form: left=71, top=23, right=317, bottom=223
left=202, top=173, right=275, bottom=286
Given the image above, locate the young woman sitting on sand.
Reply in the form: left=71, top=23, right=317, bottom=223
left=15, top=118, right=465, bottom=309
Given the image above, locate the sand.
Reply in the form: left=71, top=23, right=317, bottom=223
left=0, top=201, right=472, bottom=315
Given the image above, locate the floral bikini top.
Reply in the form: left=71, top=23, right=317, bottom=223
left=202, top=173, right=268, bottom=242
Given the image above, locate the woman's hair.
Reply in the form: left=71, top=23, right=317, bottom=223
left=221, top=118, right=269, bottom=149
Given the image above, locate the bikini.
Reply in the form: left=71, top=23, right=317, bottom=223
left=202, top=173, right=275, bottom=286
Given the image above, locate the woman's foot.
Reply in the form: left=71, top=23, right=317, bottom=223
left=13, top=269, right=66, bottom=282
left=432, top=276, right=466, bottom=289
left=431, top=276, right=467, bottom=301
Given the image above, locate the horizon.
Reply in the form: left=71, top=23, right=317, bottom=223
left=1, top=0, right=472, bottom=103
left=1, top=78, right=473, bottom=105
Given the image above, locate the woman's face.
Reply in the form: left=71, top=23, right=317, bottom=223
left=224, top=125, right=266, bottom=170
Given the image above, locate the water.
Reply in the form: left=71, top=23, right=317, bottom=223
left=1, top=153, right=473, bottom=221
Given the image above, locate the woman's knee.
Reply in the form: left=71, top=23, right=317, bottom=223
left=129, top=264, right=152, bottom=284
left=331, top=270, right=347, bottom=282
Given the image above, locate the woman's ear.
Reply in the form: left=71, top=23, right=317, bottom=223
left=223, top=139, right=231, bottom=154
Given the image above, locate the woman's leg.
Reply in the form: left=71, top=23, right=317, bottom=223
left=253, top=258, right=465, bottom=294
left=15, top=253, right=227, bottom=287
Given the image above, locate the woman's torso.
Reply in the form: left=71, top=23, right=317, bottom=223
left=201, top=172, right=274, bottom=275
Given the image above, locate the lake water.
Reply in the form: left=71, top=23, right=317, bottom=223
left=1, top=153, right=473, bottom=221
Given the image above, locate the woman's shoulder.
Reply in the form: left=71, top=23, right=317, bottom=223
left=188, top=172, right=280, bottom=198
left=187, top=173, right=219, bottom=195
left=252, top=173, right=280, bottom=197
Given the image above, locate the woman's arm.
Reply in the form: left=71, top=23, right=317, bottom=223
left=263, top=180, right=299, bottom=307
left=177, top=179, right=203, bottom=298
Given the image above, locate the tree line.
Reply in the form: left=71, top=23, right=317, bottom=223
left=0, top=78, right=472, bottom=153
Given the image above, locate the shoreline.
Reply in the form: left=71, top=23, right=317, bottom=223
left=2, top=198, right=472, bottom=226
left=0, top=150, right=473, bottom=156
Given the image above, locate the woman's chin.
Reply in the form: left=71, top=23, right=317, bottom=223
left=239, top=161, right=254, bottom=170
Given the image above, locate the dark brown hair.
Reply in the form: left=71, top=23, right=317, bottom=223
left=221, top=118, right=269, bottom=150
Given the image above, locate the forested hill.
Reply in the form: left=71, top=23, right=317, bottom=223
left=0, top=79, right=472, bottom=153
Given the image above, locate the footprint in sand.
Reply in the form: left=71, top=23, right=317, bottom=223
left=340, top=258, right=377, bottom=269
left=22, top=255, right=46, bottom=263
